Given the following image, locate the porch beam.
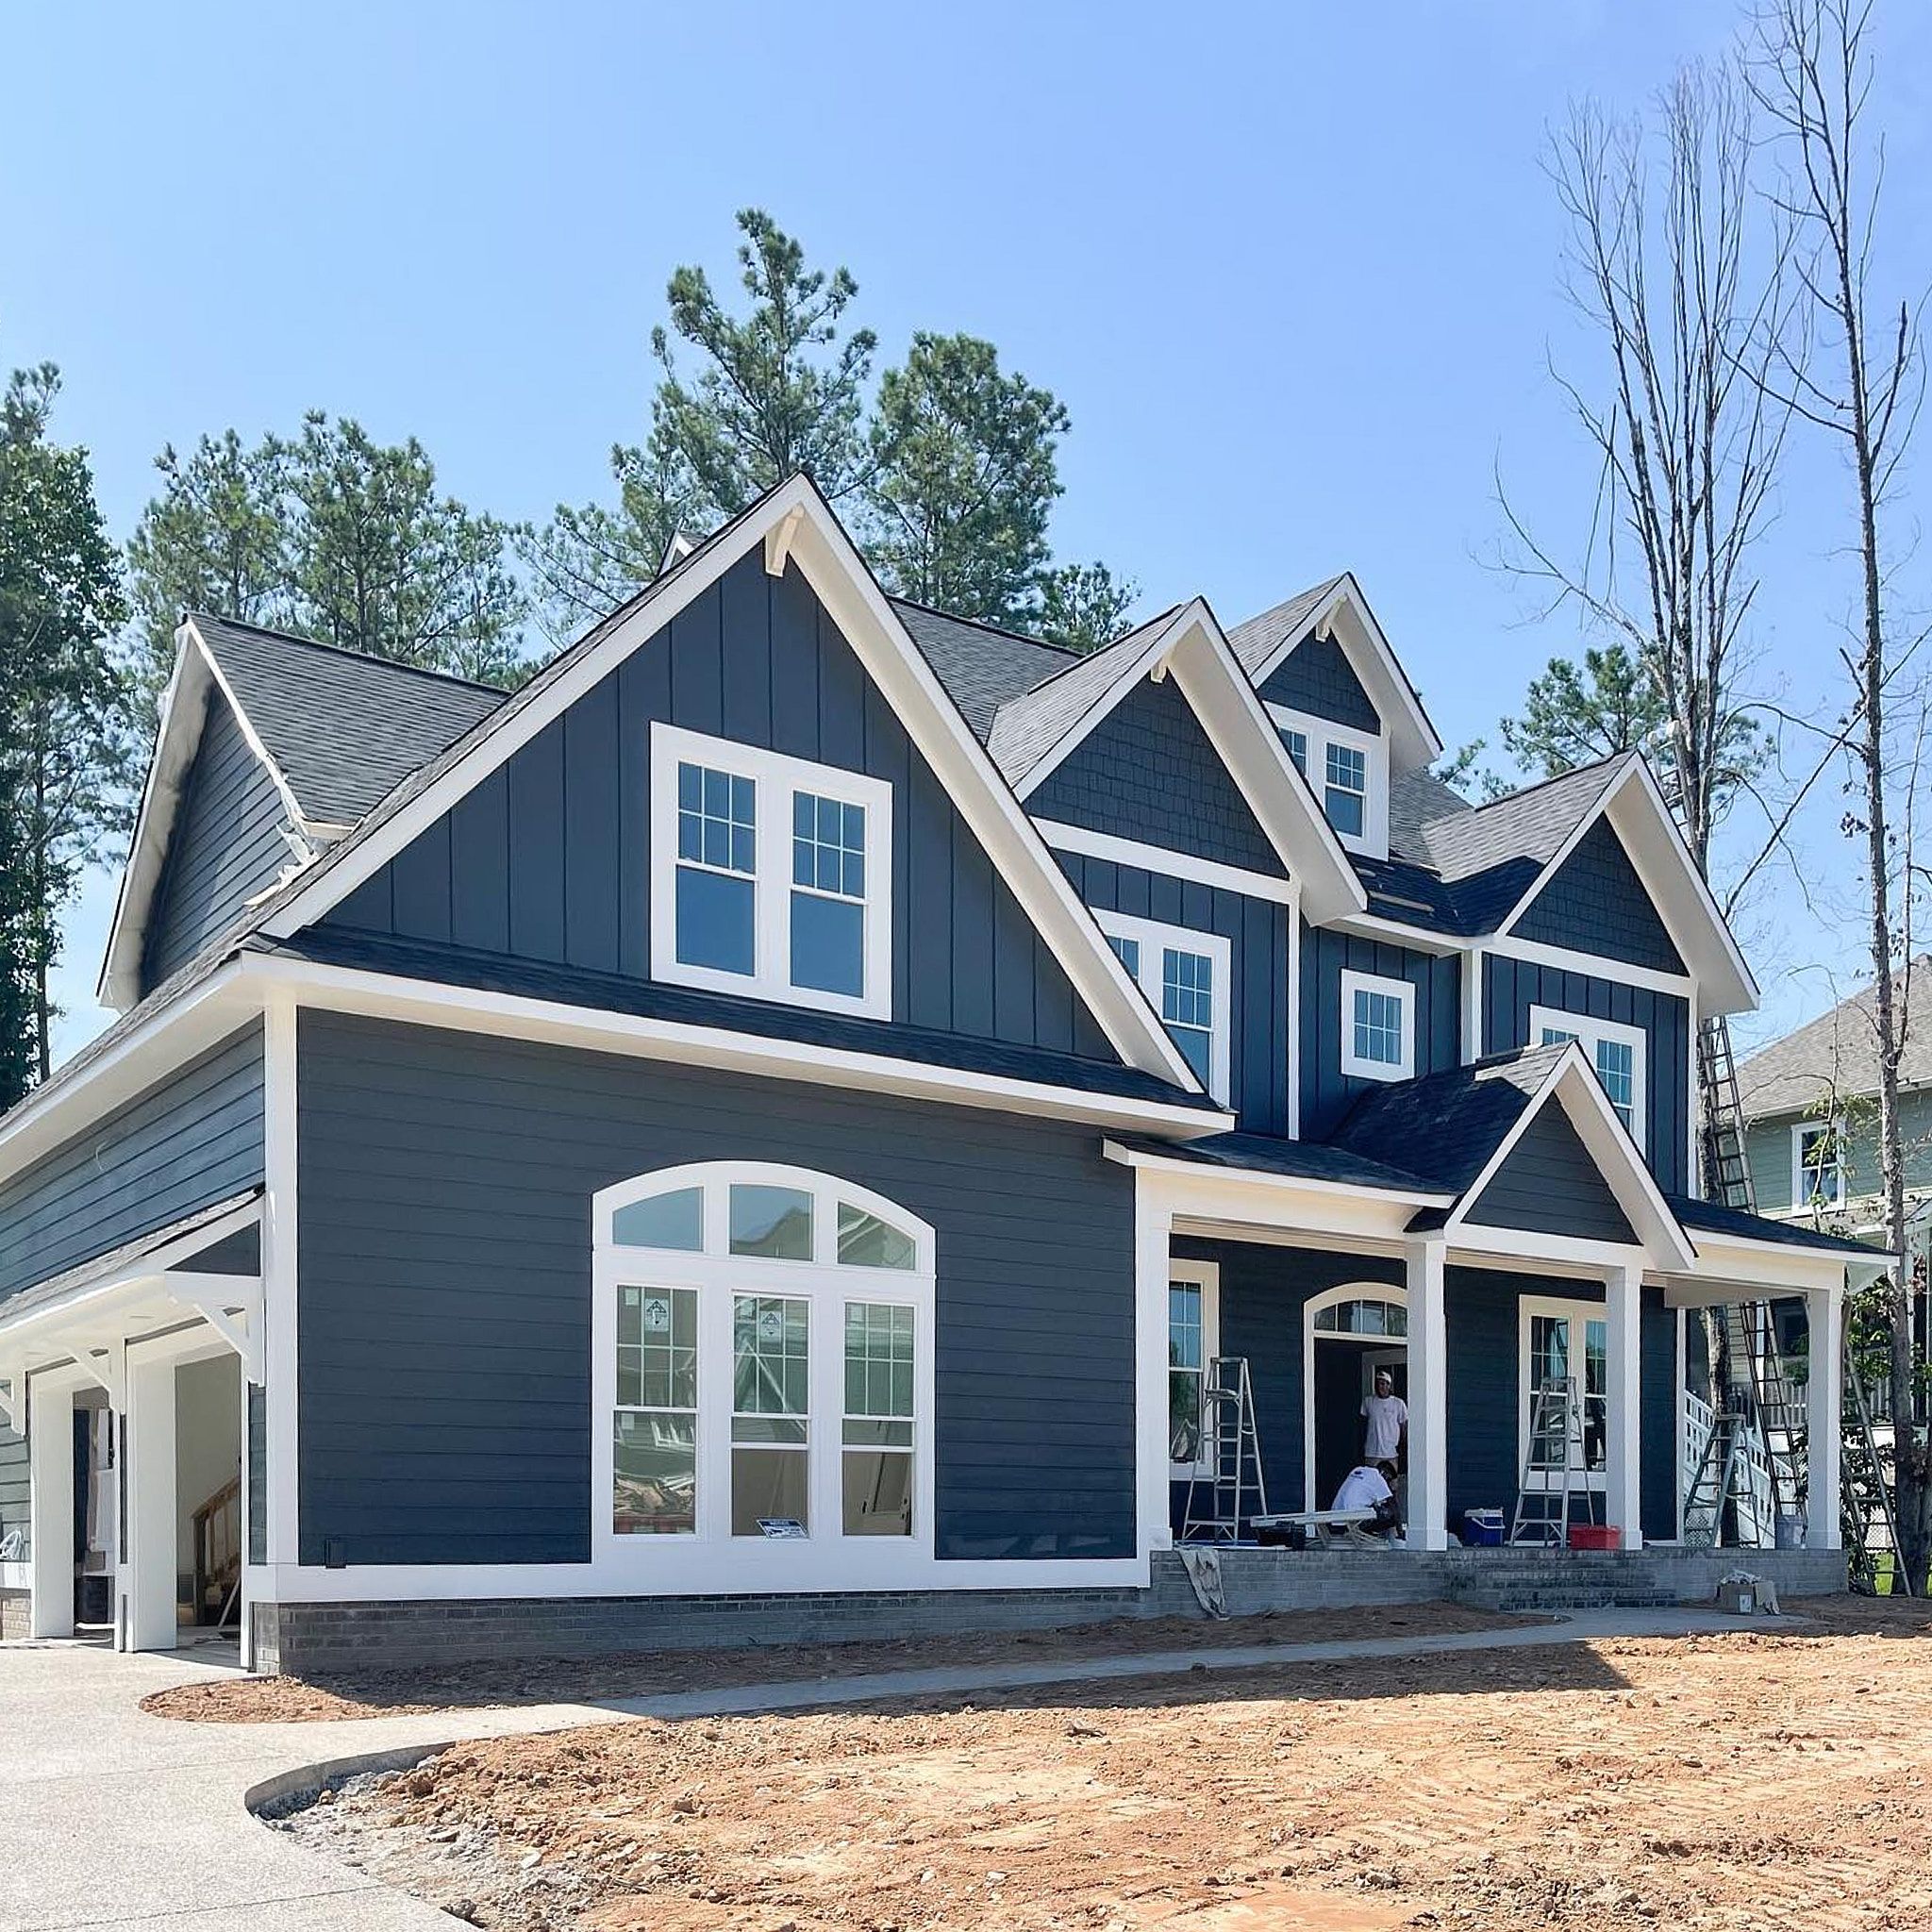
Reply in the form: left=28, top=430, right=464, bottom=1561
left=1805, top=1286, right=1842, bottom=1551
left=1604, top=1261, right=1643, bottom=1550
left=70, top=1340, right=126, bottom=1409
left=1405, top=1233, right=1449, bottom=1550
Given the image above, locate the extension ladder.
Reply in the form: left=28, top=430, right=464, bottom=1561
left=1697, top=1014, right=1757, bottom=1211
left=1843, top=1360, right=1910, bottom=1594
left=1181, top=1356, right=1268, bottom=1543
left=1715, top=1299, right=1808, bottom=1526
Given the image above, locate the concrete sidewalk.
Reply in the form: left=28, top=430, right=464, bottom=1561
left=0, top=1607, right=1794, bottom=1930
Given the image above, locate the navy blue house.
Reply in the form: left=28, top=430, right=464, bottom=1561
left=0, top=478, right=1871, bottom=1666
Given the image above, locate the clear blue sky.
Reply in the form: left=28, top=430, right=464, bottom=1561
left=8, top=1, right=1931, bottom=1063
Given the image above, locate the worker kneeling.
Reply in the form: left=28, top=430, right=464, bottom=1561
left=1332, top=1458, right=1404, bottom=1539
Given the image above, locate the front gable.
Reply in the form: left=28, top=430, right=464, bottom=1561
left=320, top=550, right=1128, bottom=1067
left=1513, top=817, right=1686, bottom=975
left=1463, top=1102, right=1637, bottom=1244
left=1257, top=630, right=1381, bottom=734
left=1026, top=674, right=1289, bottom=878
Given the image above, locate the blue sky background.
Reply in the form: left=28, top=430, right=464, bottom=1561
left=7, top=1, right=1932, bottom=1063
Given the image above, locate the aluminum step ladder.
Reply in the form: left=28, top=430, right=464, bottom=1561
left=1510, top=1375, right=1600, bottom=1546
left=1682, top=1399, right=1776, bottom=1547
left=1181, top=1356, right=1268, bottom=1543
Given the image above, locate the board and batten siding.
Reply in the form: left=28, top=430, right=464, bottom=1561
left=1512, top=819, right=1686, bottom=977
left=1026, top=676, right=1289, bottom=878
left=0, top=1024, right=264, bottom=1310
left=1483, top=954, right=1690, bottom=1196
left=1057, top=852, right=1292, bottom=1137
left=141, top=693, right=293, bottom=995
left=295, top=1009, right=1137, bottom=1570
left=1299, top=924, right=1461, bottom=1141
left=321, top=552, right=1117, bottom=1067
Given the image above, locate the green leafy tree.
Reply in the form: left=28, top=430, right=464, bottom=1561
left=1035, top=560, right=1137, bottom=654
left=0, top=364, right=132, bottom=1099
left=865, top=332, right=1068, bottom=625
left=125, top=429, right=289, bottom=727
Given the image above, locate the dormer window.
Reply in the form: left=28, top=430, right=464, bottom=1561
left=652, top=724, right=892, bottom=1020
left=1267, top=704, right=1385, bottom=857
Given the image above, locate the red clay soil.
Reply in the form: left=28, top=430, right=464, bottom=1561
left=144, top=1599, right=1536, bottom=1724
left=273, top=1597, right=1932, bottom=1931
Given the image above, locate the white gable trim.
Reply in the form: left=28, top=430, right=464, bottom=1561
left=1033, top=821, right=1298, bottom=907
left=97, top=626, right=311, bottom=1014
left=1447, top=1044, right=1695, bottom=1268
left=1494, top=758, right=1757, bottom=1017
left=252, top=477, right=1200, bottom=1089
left=1244, top=574, right=1441, bottom=771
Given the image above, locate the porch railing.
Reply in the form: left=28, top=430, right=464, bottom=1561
left=192, top=1475, right=242, bottom=1625
left=1680, top=1387, right=1776, bottom=1545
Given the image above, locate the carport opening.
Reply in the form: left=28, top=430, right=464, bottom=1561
left=175, top=1357, right=242, bottom=1631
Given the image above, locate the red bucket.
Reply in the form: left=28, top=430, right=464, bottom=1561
left=1567, top=1524, right=1621, bottom=1551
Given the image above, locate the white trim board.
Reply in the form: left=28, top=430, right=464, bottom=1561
left=1033, top=819, right=1298, bottom=907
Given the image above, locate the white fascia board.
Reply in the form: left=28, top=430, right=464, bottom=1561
left=1445, top=1045, right=1697, bottom=1270
left=191, top=627, right=315, bottom=840
left=1163, top=610, right=1364, bottom=924
left=253, top=476, right=1201, bottom=1092
left=1032, top=820, right=1298, bottom=906
left=1662, top=1242, right=1852, bottom=1302
left=1333, top=911, right=1464, bottom=958
left=1487, top=933, right=1693, bottom=998
left=246, top=953, right=1234, bottom=1139
left=1245, top=575, right=1441, bottom=771
left=1494, top=758, right=1757, bottom=1018
left=0, top=961, right=257, bottom=1181
left=1106, top=1140, right=1455, bottom=1238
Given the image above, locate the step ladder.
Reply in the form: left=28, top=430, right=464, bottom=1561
left=1181, top=1356, right=1268, bottom=1543
left=1682, top=1398, right=1777, bottom=1547
left=1843, top=1359, right=1910, bottom=1594
left=1510, top=1375, right=1601, bottom=1546
left=1697, top=1014, right=1757, bottom=1211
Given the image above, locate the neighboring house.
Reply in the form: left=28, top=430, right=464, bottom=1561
left=0, top=477, right=1871, bottom=1668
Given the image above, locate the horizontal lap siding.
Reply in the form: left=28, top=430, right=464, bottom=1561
left=296, top=1011, right=1135, bottom=1568
left=1028, top=678, right=1288, bottom=877
left=0, top=1424, right=24, bottom=1559
left=325, top=553, right=1112, bottom=1066
left=1058, top=854, right=1291, bottom=1136
left=1465, top=1108, right=1637, bottom=1243
left=142, top=694, right=292, bottom=994
left=1300, top=924, right=1461, bottom=1141
left=0, top=1024, right=264, bottom=1308
left=1483, top=955, right=1690, bottom=1196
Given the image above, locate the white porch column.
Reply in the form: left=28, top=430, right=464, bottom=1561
left=1405, top=1233, right=1449, bottom=1550
left=1805, top=1286, right=1843, bottom=1551
left=27, top=1378, right=74, bottom=1640
left=1604, top=1260, right=1643, bottom=1549
left=125, top=1353, right=178, bottom=1653
left=1135, top=1179, right=1175, bottom=1557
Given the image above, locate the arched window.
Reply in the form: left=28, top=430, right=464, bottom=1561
left=591, top=1164, right=934, bottom=1570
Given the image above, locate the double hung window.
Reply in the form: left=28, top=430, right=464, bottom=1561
left=1098, top=911, right=1232, bottom=1100
left=1530, top=1007, right=1647, bottom=1147
left=1340, top=969, right=1415, bottom=1081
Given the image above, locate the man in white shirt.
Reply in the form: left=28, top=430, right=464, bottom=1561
left=1360, top=1370, right=1407, bottom=1465
left=1332, top=1458, right=1403, bottom=1537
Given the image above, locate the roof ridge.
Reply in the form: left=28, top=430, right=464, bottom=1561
left=187, top=610, right=518, bottom=700
left=1226, top=571, right=1348, bottom=640
left=884, top=593, right=1083, bottom=659
left=1462, top=749, right=1635, bottom=818
left=990, top=602, right=1184, bottom=705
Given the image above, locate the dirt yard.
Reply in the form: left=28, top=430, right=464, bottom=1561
left=150, top=1600, right=1533, bottom=1723
left=267, top=1598, right=1932, bottom=1931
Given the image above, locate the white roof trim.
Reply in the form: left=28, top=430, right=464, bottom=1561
left=1245, top=574, right=1441, bottom=770
left=254, top=476, right=1202, bottom=1089
left=1494, top=758, right=1757, bottom=1017
left=1446, top=1043, right=1697, bottom=1269
left=97, top=624, right=308, bottom=1014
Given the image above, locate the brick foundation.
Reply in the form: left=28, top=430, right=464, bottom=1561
left=247, top=1544, right=1846, bottom=1675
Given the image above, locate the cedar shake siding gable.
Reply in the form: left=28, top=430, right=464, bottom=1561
left=317, top=552, right=1124, bottom=1069
left=0, top=1024, right=265, bottom=1310
left=1257, top=631, right=1381, bottom=733
left=295, top=1010, right=1137, bottom=1567
left=141, top=692, right=293, bottom=996
left=1463, top=1104, right=1639, bottom=1244
left=1025, top=675, right=1289, bottom=878
left=1513, top=817, right=1687, bottom=976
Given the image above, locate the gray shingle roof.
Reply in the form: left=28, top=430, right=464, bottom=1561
left=1736, top=958, right=1932, bottom=1120
left=1667, top=1191, right=1878, bottom=1257
left=1417, top=757, right=1629, bottom=882
left=191, top=613, right=508, bottom=826
left=1224, top=575, right=1347, bottom=678
left=1109, top=1128, right=1438, bottom=1193
left=984, top=608, right=1183, bottom=788
left=886, top=599, right=1074, bottom=742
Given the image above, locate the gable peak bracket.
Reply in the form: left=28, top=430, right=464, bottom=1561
left=0, top=1365, right=20, bottom=1433
left=764, top=506, right=807, bottom=579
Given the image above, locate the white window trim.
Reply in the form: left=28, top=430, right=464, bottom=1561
left=1265, top=703, right=1388, bottom=858
left=1791, top=1121, right=1846, bottom=1210
left=1529, top=1006, right=1647, bottom=1152
left=1518, top=1293, right=1608, bottom=1495
left=1300, top=1283, right=1408, bottom=1512
left=649, top=723, right=894, bottom=1021
left=591, top=1161, right=937, bottom=1592
left=1340, top=968, right=1415, bottom=1081
left=1095, top=910, right=1234, bottom=1105
left=1168, top=1257, right=1220, bottom=1479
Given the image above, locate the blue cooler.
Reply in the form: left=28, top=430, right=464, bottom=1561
left=1463, top=1508, right=1506, bottom=1547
